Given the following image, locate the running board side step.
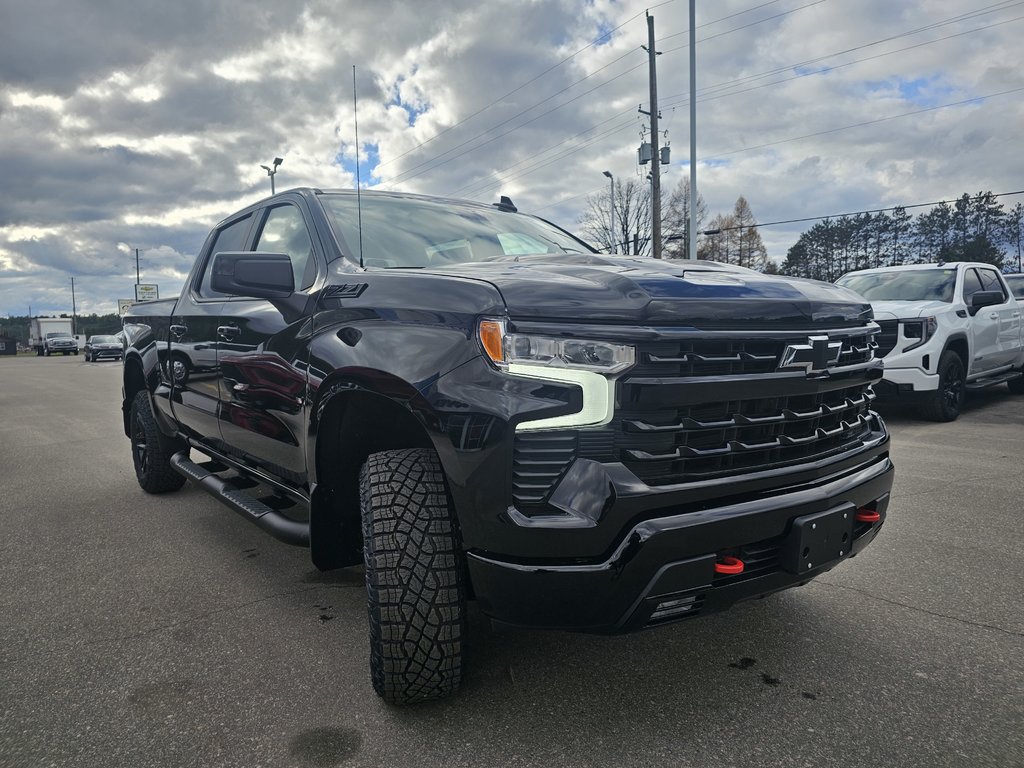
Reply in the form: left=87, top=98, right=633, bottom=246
left=170, top=452, right=310, bottom=547
left=965, top=371, right=1022, bottom=390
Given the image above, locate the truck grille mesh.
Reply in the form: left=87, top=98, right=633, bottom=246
left=511, top=327, right=880, bottom=509
left=874, top=320, right=898, bottom=358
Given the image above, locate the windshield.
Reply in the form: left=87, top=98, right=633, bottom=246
left=836, top=269, right=957, bottom=302
left=91, top=335, right=118, bottom=344
left=1005, top=275, right=1024, bottom=299
left=320, top=193, right=592, bottom=268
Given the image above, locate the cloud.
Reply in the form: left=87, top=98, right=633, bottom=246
left=1, top=0, right=1022, bottom=316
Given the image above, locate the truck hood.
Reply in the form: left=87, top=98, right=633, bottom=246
left=428, top=255, right=871, bottom=328
left=868, top=300, right=951, bottom=321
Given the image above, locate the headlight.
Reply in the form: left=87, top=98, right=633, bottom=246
left=478, top=319, right=635, bottom=373
left=478, top=319, right=636, bottom=431
left=901, top=316, right=938, bottom=352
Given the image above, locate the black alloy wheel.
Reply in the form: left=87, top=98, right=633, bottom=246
left=129, top=390, right=186, bottom=493
left=920, top=351, right=965, bottom=422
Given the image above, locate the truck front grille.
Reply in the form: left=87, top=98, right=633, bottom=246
left=616, top=382, right=876, bottom=486
left=874, top=320, right=898, bottom=358
left=511, top=326, right=881, bottom=510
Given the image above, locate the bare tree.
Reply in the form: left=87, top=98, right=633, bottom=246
left=579, top=179, right=653, bottom=255
left=663, top=178, right=708, bottom=259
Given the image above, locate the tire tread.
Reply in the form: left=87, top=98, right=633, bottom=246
left=360, top=448, right=464, bottom=704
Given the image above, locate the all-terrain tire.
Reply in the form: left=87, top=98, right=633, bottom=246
left=130, top=390, right=187, bottom=493
left=919, top=350, right=966, bottom=422
left=359, top=448, right=465, bottom=705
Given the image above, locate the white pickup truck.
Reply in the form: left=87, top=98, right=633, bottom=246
left=837, top=262, right=1024, bottom=421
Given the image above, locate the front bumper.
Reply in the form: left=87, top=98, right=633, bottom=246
left=467, top=452, right=893, bottom=633
left=877, top=365, right=939, bottom=395
left=90, top=348, right=123, bottom=360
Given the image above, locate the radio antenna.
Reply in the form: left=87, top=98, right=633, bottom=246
left=353, top=65, right=365, bottom=269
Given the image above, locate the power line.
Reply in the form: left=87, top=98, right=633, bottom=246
left=658, top=1, right=1024, bottom=106
left=456, top=8, right=1023, bottom=202
left=377, top=0, right=677, bottom=171
left=700, top=85, right=1024, bottom=162
left=387, top=0, right=819, bottom=185
left=451, top=114, right=638, bottom=198
left=712, top=190, right=1024, bottom=232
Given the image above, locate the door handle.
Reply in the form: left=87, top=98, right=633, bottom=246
left=170, top=324, right=187, bottom=340
left=217, top=325, right=240, bottom=340
left=988, top=312, right=999, bottom=319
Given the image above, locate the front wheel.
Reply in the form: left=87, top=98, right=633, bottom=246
left=360, top=448, right=465, bottom=704
left=919, top=351, right=966, bottom=422
left=84, top=351, right=91, bottom=362
left=129, top=390, right=186, bottom=493
left=1008, top=374, right=1024, bottom=395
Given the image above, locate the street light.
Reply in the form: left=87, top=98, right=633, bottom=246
left=603, top=170, right=616, bottom=254
left=260, top=156, right=283, bottom=194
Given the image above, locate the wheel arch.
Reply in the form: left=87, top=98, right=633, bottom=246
left=122, top=354, right=149, bottom=437
left=944, top=334, right=969, bottom=370
left=309, top=376, right=437, bottom=570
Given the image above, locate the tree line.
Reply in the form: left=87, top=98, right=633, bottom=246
left=781, top=192, right=1024, bottom=282
left=578, top=177, right=769, bottom=270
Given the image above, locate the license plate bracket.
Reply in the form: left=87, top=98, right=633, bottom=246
left=782, top=504, right=855, bottom=574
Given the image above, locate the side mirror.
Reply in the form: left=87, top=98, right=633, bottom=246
left=211, top=252, right=293, bottom=299
left=969, top=290, right=1003, bottom=315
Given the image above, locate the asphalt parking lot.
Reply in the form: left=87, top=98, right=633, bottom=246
left=1, top=354, right=1022, bottom=768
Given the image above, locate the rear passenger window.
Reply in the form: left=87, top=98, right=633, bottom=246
left=198, top=214, right=253, bottom=297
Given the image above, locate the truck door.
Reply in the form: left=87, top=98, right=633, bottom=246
left=978, top=267, right=1021, bottom=368
left=169, top=211, right=256, bottom=446
left=215, top=198, right=322, bottom=486
left=963, top=267, right=1017, bottom=373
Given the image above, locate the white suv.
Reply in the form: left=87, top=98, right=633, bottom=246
left=837, top=263, right=1024, bottom=421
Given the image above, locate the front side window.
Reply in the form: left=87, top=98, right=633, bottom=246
left=977, top=269, right=1007, bottom=302
left=198, top=214, right=253, bottom=297
left=320, top=193, right=591, bottom=268
left=961, top=268, right=984, bottom=303
left=255, top=205, right=316, bottom=290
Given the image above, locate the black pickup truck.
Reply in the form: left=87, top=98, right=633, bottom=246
left=121, top=188, right=894, bottom=703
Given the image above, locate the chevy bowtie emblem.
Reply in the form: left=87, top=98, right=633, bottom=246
left=779, top=335, right=843, bottom=374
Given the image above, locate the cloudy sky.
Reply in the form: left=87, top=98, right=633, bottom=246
left=1, top=0, right=1022, bottom=316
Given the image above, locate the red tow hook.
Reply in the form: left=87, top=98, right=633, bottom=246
left=714, top=556, right=745, bottom=575
left=855, top=507, right=881, bottom=523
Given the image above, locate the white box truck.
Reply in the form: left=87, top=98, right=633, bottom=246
left=28, top=317, right=78, bottom=356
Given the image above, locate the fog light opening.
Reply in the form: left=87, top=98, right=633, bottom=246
left=651, top=594, right=701, bottom=621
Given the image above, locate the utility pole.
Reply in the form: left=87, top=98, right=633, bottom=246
left=644, top=13, right=663, bottom=259
left=603, top=171, right=616, bottom=254
left=70, top=277, right=77, bottom=336
left=688, top=0, right=698, bottom=260
left=135, top=248, right=141, bottom=285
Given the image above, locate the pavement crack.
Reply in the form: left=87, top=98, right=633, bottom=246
left=814, top=579, right=1024, bottom=638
